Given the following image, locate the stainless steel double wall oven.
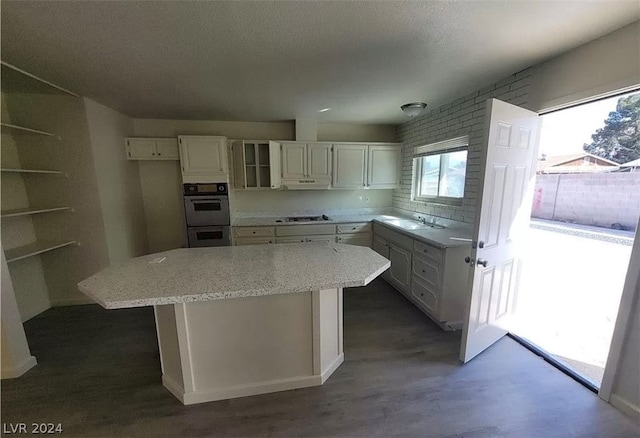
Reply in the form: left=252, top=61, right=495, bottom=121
left=183, top=183, right=230, bottom=247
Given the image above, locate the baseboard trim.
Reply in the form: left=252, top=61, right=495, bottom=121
left=161, top=375, right=186, bottom=404
left=1, top=355, right=37, bottom=379
left=609, top=394, right=640, bottom=420
left=180, top=374, right=322, bottom=405
left=320, top=353, right=344, bottom=384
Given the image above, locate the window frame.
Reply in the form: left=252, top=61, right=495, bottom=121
left=411, top=136, right=469, bottom=206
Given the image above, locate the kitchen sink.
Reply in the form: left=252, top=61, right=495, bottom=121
left=379, top=218, right=445, bottom=230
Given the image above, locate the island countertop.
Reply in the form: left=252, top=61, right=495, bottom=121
left=78, top=243, right=390, bottom=309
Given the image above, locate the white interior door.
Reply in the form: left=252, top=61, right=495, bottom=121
left=460, top=99, right=541, bottom=363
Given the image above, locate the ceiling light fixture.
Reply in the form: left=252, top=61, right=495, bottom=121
left=318, top=107, right=332, bottom=113
left=401, top=102, right=427, bottom=117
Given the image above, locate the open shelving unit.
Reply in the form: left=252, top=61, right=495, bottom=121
left=1, top=168, right=65, bottom=175
left=5, top=240, right=77, bottom=264
left=1, top=122, right=57, bottom=137
left=1, top=60, right=79, bottom=320
left=1, top=206, right=71, bottom=218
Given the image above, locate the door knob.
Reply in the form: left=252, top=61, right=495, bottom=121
left=477, top=259, right=488, bottom=268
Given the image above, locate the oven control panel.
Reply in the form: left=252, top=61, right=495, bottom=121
left=183, top=183, right=228, bottom=196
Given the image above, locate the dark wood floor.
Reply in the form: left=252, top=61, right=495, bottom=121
left=2, top=279, right=638, bottom=437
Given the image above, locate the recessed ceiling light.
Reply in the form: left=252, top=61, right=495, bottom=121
left=318, top=108, right=332, bottom=113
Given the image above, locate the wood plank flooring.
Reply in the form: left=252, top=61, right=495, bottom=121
left=2, top=279, right=638, bottom=437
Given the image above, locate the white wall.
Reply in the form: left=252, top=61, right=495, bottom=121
left=133, top=119, right=397, bottom=252
left=84, top=98, right=148, bottom=263
left=531, top=21, right=640, bottom=112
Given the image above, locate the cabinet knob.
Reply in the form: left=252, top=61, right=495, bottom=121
left=152, top=152, right=156, bottom=156
left=422, top=269, right=425, bottom=273
left=158, top=152, right=161, bottom=156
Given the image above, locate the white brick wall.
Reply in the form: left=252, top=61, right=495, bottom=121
left=394, top=68, right=533, bottom=223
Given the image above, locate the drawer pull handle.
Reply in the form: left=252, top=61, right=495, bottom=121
left=252, top=231, right=256, bottom=234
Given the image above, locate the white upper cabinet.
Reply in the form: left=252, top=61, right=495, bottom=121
left=307, top=143, right=332, bottom=179
left=178, top=136, right=228, bottom=183
left=281, top=143, right=307, bottom=179
left=368, top=145, right=401, bottom=189
left=332, top=144, right=367, bottom=189
left=154, top=139, right=180, bottom=160
left=281, top=143, right=332, bottom=180
left=126, top=138, right=179, bottom=160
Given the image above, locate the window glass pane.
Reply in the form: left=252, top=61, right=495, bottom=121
left=438, top=150, right=467, bottom=198
left=420, top=155, right=440, bottom=196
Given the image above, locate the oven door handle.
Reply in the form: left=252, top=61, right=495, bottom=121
left=189, top=198, right=224, bottom=203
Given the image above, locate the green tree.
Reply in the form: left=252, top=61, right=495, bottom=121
left=583, top=93, right=640, bottom=164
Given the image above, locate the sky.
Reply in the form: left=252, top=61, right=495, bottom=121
left=538, top=91, right=638, bottom=157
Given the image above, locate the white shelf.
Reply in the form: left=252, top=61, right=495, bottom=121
left=1, top=123, right=56, bottom=137
left=1, top=168, right=64, bottom=175
left=5, top=240, right=77, bottom=263
left=1, top=206, right=71, bottom=218
left=1, top=61, right=79, bottom=97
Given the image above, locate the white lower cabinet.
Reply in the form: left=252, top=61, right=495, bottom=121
left=234, top=237, right=275, bottom=245
left=233, top=223, right=372, bottom=248
left=336, top=234, right=371, bottom=247
left=388, top=244, right=412, bottom=295
left=373, top=222, right=469, bottom=330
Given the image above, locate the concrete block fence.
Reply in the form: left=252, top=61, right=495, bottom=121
left=532, top=172, right=640, bottom=231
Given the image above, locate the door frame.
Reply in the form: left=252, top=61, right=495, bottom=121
left=599, top=217, right=639, bottom=404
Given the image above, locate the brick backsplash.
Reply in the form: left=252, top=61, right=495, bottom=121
left=394, top=68, right=533, bottom=223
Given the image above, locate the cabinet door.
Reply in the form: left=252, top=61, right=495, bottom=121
left=332, top=144, right=367, bottom=188
left=372, top=235, right=390, bottom=259
left=307, top=143, right=332, bottom=179
left=412, top=276, right=440, bottom=317
left=281, top=143, right=307, bottom=179
left=179, top=136, right=228, bottom=176
left=269, top=141, right=282, bottom=189
left=368, top=145, right=401, bottom=189
left=126, top=138, right=156, bottom=159
left=389, top=244, right=412, bottom=293
left=155, top=139, right=179, bottom=160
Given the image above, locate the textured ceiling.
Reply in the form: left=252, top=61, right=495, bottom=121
left=1, top=1, right=639, bottom=123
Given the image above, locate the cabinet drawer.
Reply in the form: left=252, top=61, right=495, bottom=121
left=411, top=276, right=440, bottom=317
left=413, top=240, right=442, bottom=263
left=336, top=234, right=371, bottom=247
left=276, top=224, right=335, bottom=237
left=233, top=227, right=275, bottom=238
left=413, top=255, right=442, bottom=287
left=307, top=235, right=335, bottom=243
left=336, top=222, right=371, bottom=234
left=276, top=237, right=307, bottom=244
left=234, top=237, right=275, bottom=245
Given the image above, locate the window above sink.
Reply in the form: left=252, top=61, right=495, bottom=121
left=412, top=135, right=469, bottom=206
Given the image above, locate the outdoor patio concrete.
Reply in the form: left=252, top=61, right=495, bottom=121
left=511, top=220, right=635, bottom=386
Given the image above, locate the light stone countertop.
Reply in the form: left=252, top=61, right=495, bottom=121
left=78, top=243, right=390, bottom=309
left=232, top=214, right=473, bottom=249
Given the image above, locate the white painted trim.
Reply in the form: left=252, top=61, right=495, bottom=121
left=181, top=375, right=322, bottom=405
left=1, top=355, right=37, bottom=379
left=536, top=77, right=640, bottom=114
left=338, top=288, right=344, bottom=354
left=609, top=394, right=640, bottom=420
left=153, top=306, right=165, bottom=375
left=320, top=353, right=344, bottom=384
left=599, top=216, right=640, bottom=402
left=174, top=304, right=195, bottom=392
left=161, top=375, right=186, bottom=404
left=414, top=135, right=469, bottom=156
left=312, top=290, right=321, bottom=375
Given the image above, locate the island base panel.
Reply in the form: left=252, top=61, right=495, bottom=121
left=154, top=288, right=344, bottom=405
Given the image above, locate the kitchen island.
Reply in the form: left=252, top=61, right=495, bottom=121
left=78, top=243, right=389, bottom=405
